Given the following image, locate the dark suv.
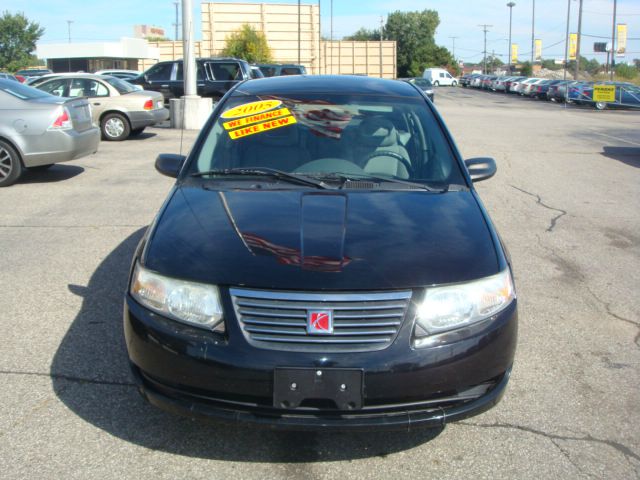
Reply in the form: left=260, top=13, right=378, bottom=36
left=256, top=64, right=307, bottom=77
left=132, top=58, right=252, bottom=102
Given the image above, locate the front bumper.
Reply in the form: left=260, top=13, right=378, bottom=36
left=124, top=295, right=517, bottom=430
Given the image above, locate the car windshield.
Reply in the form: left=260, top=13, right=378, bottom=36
left=190, top=93, right=464, bottom=187
left=103, top=76, right=137, bottom=94
left=0, top=80, right=50, bottom=100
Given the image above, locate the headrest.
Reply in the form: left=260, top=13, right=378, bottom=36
left=255, top=123, right=300, bottom=147
left=357, top=117, right=397, bottom=147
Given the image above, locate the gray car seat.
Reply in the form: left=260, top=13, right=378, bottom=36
left=352, top=117, right=411, bottom=178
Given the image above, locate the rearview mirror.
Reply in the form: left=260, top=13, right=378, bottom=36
left=155, top=153, right=186, bottom=178
left=464, top=157, right=497, bottom=182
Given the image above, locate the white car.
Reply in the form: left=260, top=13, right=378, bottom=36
left=521, top=78, right=545, bottom=96
left=423, top=68, right=458, bottom=87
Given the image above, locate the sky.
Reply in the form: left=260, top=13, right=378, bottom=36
left=4, top=0, right=639, bottom=65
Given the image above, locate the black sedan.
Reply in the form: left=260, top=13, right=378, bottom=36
left=124, top=75, right=517, bottom=430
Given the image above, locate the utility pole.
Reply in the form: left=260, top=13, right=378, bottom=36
left=531, top=0, right=535, bottom=65
left=449, top=36, right=458, bottom=60
left=563, top=0, right=571, bottom=81
left=610, top=0, right=617, bottom=80
left=298, top=0, right=301, bottom=65
left=575, top=0, right=583, bottom=79
left=173, top=1, right=179, bottom=41
left=330, top=0, right=333, bottom=74
left=478, top=25, right=492, bottom=74
left=67, top=20, right=73, bottom=43
left=507, top=2, right=515, bottom=73
left=379, top=15, right=384, bottom=78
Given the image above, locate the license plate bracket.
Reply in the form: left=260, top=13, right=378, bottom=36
left=273, top=368, right=363, bottom=410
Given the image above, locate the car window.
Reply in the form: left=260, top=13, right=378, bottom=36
left=259, top=66, right=276, bottom=77
left=176, top=62, right=205, bottom=81
left=146, top=63, right=173, bottom=81
left=440, top=73, right=445, bottom=78
left=39, top=79, right=68, bottom=97
left=0, top=80, right=50, bottom=99
left=446, top=73, right=452, bottom=79
left=210, top=62, right=241, bottom=81
left=191, top=93, right=465, bottom=187
left=281, top=68, right=302, bottom=76
left=103, top=76, right=137, bottom=94
left=68, top=79, right=109, bottom=97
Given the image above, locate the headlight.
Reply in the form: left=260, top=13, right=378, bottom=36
left=130, top=263, right=224, bottom=331
left=414, top=269, right=515, bottom=344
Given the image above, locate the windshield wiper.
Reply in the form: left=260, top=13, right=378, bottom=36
left=191, top=167, right=333, bottom=190
left=312, top=172, right=449, bottom=192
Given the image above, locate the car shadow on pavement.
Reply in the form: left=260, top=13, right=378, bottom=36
left=20, top=165, right=84, bottom=184
left=601, top=146, right=640, bottom=168
left=50, top=229, right=443, bottom=462
left=126, top=132, right=158, bottom=141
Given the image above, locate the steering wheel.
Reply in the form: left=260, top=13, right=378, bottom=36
left=364, top=150, right=414, bottom=177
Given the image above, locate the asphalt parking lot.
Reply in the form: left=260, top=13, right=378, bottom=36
left=1, top=86, right=639, bottom=479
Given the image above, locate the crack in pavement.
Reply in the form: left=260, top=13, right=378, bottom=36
left=511, top=185, right=567, bottom=232
left=460, top=421, right=640, bottom=463
left=535, top=235, right=640, bottom=348
left=0, top=369, right=135, bottom=387
left=584, top=286, right=640, bottom=348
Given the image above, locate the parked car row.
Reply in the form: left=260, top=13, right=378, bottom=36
left=460, top=73, right=640, bottom=110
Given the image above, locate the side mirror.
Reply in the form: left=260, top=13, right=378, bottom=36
left=155, top=153, right=186, bottom=178
left=464, top=157, right=497, bottom=182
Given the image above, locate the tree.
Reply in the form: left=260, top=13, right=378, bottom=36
left=344, top=27, right=380, bottom=41
left=0, top=12, right=44, bottom=72
left=221, top=24, right=272, bottom=63
left=384, top=10, right=452, bottom=77
left=518, top=61, right=533, bottom=76
left=615, top=63, right=637, bottom=80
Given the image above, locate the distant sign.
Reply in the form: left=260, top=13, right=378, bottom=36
left=593, top=85, right=616, bottom=103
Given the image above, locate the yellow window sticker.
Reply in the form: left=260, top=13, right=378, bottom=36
left=223, top=107, right=291, bottom=130
left=220, top=100, right=283, bottom=119
left=228, top=115, right=297, bottom=140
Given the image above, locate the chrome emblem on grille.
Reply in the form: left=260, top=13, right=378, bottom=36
left=307, top=310, right=333, bottom=334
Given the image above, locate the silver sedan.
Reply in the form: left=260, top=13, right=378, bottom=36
left=0, top=79, right=100, bottom=187
left=35, top=74, right=169, bottom=141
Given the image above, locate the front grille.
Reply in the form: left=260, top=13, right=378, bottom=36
left=230, top=288, right=412, bottom=352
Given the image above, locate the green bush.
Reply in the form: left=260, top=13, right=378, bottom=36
left=221, top=24, right=272, bottom=63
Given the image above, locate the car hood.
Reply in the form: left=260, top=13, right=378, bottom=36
left=143, top=186, right=500, bottom=290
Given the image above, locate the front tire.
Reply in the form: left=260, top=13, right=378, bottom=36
left=595, top=102, right=607, bottom=110
left=452, top=80, right=458, bottom=86
left=433, top=80, right=439, bottom=86
left=0, top=140, right=24, bottom=187
left=101, top=113, right=131, bottom=141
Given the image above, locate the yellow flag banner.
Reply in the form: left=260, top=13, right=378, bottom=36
left=617, top=24, right=627, bottom=55
left=511, top=44, right=518, bottom=64
left=534, top=39, right=542, bottom=61
left=569, top=33, right=578, bottom=60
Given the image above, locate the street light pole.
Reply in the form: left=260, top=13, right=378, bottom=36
left=507, top=2, right=515, bottom=73
left=298, top=0, right=301, bottom=65
left=67, top=20, right=73, bottom=43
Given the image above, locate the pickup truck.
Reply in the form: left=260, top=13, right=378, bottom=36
left=132, top=58, right=252, bottom=103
